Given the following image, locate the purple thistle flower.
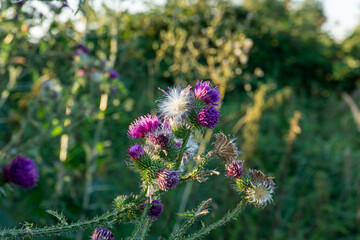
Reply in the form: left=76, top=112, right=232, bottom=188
left=73, top=44, right=89, bottom=56
left=16, top=1, right=24, bottom=7
left=128, top=114, right=159, bottom=139
left=108, top=69, right=119, bottom=79
left=194, top=80, right=221, bottom=106
left=3, top=154, right=39, bottom=189
left=157, top=169, right=179, bottom=191
left=225, top=160, right=243, bottom=178
left=147, top=200, right=163, bottom=219
left=91, top=227, right=115, bottom=240
left=197, top=106, right=221, bottom=129
left=128, top=144, right=145, bottom=160
left=148, top=133, right=169, bottom=148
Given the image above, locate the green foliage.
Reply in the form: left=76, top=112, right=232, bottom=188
left=0, top=0, right=360, bottom=239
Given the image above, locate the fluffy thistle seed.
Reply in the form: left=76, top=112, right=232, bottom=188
left=213, top=132, right=239, bottom=162
left=157, top=85, right=191, bottom=125
left=3, top=154, right=39, bottom=189
left=194, top=80, right=221, bottom=106
left=128, top=114, right=159, bottom=139
left=157, top=169, right=179, bottom=191
left=91, top=227, right=115, bottom=240
left=197, top=106, right=221, bottom=129
left=245, top=169, right=275, bottom=208
left=225, top=160, right=244, bottom=178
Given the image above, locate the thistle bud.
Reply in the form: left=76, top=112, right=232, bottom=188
left=156, top=169, right=179, bottom=191
left=128, top=144, right=144, bottom=160
left=225, top=160, right=243, bottom=178
left=148, top=133, right=169, bottom=148
left=3, top=154, right=39, bottom=189
left=91, top=228, right=115, bottom=240
left=147, top=200, right=163, bottom=219
left=197, top=106, right=221, bottom=129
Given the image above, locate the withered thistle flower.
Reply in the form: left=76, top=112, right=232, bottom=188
left=225, top=160, right=243, bottom=178
left=245, top=169, right=275, bottom=208
left=91, top=227, right=114, bottom=240
left=212, top=132, right=239, bottom=162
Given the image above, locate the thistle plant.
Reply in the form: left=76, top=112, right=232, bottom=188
left=0, top=81, right=276, bottom=239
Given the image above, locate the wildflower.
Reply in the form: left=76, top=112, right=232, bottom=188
left=16, top=1, right=24, bottom=7
left=197, top=106, right=221, bottom=129
left=147, top=200, right=163, bottom=219
left=73, top=44, right=89, bottom=56
left=194, top=80, right=220, bottom=105
left=91, top=228, right=115, bottom=240
left=212, top=132, right=239, bottom=162
left=128, top=114, right=159, bottom=139
left=158, top=85, right=191, bottom=125
left=245, top=169, right=275, bottom=208
left=77, top=69, right=86, bottom=76
left=128, top=144, right=145, bottom=160
left=3, top=154, right=39, bottom=189
left=157, top=169, right=179, bottom=191
left=225, top=160, right=243, bottom=178
left=108, top=69, right=119, bottom=79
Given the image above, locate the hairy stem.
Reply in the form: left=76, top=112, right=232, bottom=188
left=129, top=201, right=150, bottom=240
left=0, top=211, right=116, bottom=239
left=138, top=217, right=152, bottom=240
left=175, top=129, right=191, bottom=169
left=184, top=200, right=247, bottom=240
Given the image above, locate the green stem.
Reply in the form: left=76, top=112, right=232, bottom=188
left=129, top=201, right=150, bottom=240
left=138, top=217, right=152, bottom=240
left=175, top=129, right=191, bottom=169
left=0, top=211, right=116, bottom=239
left=169, top=218, right=194, bottom=240
left=184, top=200, right=247, bottom=240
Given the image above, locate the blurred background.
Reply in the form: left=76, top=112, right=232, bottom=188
left=0, top=0, right=360, bottom=239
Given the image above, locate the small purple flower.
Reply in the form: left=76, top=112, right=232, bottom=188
left=194, top=80, right=220, bottom=105
left=157, top=169, right=179, bottom=191
left=225, top=160, right=243, bottom=178
left=3, top=154, right=39, bottom=189
left=128, top=144, right=145, bottom=160
left=62, top=1, right=69, bottom=7
left=149, top=133, right=169, bottom=148
left=147, top=200, right=163, bottom=219
left=73, top=44, right=89, bottom=56
left=108, top=69, right=119, bottom=79
left=91, top=227, right=114, bottom=240
left=16, top=1, right=24, bottom=7
left=128, top=114, right=159, bottom=139
left=197, top=106, right=221, bottom=129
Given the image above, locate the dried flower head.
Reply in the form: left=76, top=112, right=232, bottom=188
left=225, top=160, right=243, bottom=178
left=194, top=80, right=221, bottom=106
left=91, top=227, right=115, bottom=240
left=245, top=169, right=275, bottom=208
left=128, top=114, right=159, bottom=139
left=212, top=132, right=239, bottom=162
left=158, top=85, right=191, bottom=125
left=128, top=144, right=145, bottom=160
left=197, top=106, right=221, bottom=129
left=3, top=154, right=39, bottom=189
left=157, top=169, right=179, bottom=191
left=147, top=200, right=163, bottom=219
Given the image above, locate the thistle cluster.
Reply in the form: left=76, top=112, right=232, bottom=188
left=212, top=133, right=276, bottom=208
left=126, top=82, right=222, bottom=218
